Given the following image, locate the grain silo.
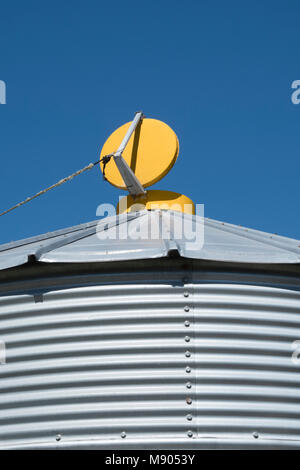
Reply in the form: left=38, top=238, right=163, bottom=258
left=0, top=113, right=300, bottom=450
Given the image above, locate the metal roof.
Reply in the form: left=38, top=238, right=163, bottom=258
left=0, top=210, right=300, bottom=271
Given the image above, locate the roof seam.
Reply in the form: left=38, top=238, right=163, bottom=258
left=204, top=219, right=300, bottom=258
left=36, top=212, right=145, bottom=260
left=0, top=220, right=100, bottom=254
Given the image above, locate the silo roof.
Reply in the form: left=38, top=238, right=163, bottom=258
left=0, top=210, right=300, bottom=271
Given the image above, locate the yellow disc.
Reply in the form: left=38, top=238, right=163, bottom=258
left=117, top=190, right=195, bottom=215
left=100, top=118, right=179, bottom=189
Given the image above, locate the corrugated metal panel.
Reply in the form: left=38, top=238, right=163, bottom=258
left=1, top=211, right=300, bottom=271
left=192, top=276, right=300, bottom=443
left=0, top=272, right=194, bottom=449
left=0, top=268, right=300, bottom=449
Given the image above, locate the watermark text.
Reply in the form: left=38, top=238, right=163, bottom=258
left=291, top=80, right=300, bottom=105
left=0, top=80, right=6, bottom=104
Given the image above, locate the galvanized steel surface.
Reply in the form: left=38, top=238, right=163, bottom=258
left=1, top=211, right=300, bottom=271
left=193, top=279, right=300, bottom=442
left=0, top=267, right=300, bottom=449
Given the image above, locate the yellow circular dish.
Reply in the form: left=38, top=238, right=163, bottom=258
left=100, top=118, right=179, bottom=189
left=117, top=190, right=195, bottom=215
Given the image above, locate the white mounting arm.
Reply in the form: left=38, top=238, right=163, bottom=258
left=113, top=112, right=146, bottom=196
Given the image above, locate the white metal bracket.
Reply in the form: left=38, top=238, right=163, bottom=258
left=112, top=112, right=146, bottom=197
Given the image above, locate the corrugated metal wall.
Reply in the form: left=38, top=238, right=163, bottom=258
left=192, top=275, right=300, bottom=444
left=0, top=267, right=300, bottom=449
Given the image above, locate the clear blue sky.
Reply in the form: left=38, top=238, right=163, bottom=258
left=0, top=1, right=299, bottom=244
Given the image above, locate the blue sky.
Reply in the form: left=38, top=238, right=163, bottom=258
left=0, top=1, right=299, bottom=244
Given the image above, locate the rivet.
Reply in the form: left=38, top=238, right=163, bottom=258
left=121, top=431, right=126, bottom=439
left=56, top=434, right=62, bottom=442
left=186, top=397, right=192, bottom=404
left=184, top=306, right=190, bottom=312
left=184, top=292, right=189, bottom=298
left=253, top=432, right=259, bottom=439
left=184, top=320, right=190, bottom=327
left=186, top=382, right=192, bottom=389
left=186, top=414, right=193, bottom=421
left=186, top=366, right=191, bottom=373
left=184, top=336, right=190, bottom=342
left=185, top=351, right=191, bottom=358
left=34, top=294, right=43, bottom=303
left=187, top=430, right=193, bottom=438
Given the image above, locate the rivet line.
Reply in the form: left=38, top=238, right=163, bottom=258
left=183, top=295, right=193, bottom=438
